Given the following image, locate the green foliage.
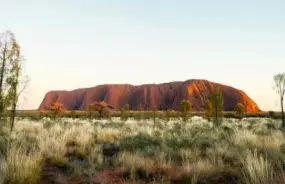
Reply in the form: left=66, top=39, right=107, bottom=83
left=119, top=134, right=161, bottom=152
left=165, top=136, right=195, bottom=150
left=268, top=111, right=280, bottom=120
left=133, top=104, right=144, bottom=120
left=120, top=104, right=130, bottom=121
left=165, top=109, right=177, bottom=121
left=235, top=103, right=245, bottom=117
left=180, top=99, right=192, bottom=122
left=87, top=104, right=96, bottom=118
left=224, top=112, right=242, bottom=119
left=280, top=143, right=285, bottom=154
left=204, top=100, right=213, bottom=121
left=101, top=121, right=125, bottom=129
left=180, top=99, right=192, bottom=113
left=0, top=135, right=7, bottom=158
left=209, top=86, right=224, bottom=125
left=0, top=30, right=27, bottom=133
left=151, top=106, right=157, bottom=127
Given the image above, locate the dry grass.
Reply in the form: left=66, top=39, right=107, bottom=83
left=0, top=157, right=7, bottom=184
left=242, top=149, right=273, bottom=184
left=0, top=116, right=285, bottom=183
left=6, top=144, right=42, bottom=184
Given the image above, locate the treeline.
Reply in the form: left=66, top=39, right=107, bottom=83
left=15, top=109, right=279, bottom=121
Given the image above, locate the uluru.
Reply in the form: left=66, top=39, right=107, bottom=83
left=38, top=79, right=261, bottom=112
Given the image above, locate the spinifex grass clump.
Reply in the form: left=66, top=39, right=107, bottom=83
left=119, top=133, right=161, bottom=152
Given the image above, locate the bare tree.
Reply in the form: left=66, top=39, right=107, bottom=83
left=273, top=73, right=285, bottom=128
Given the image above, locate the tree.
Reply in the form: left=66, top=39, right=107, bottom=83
left=0, top=31, right=16, bottom=120
left=92, top=101, right=109, bottom=118
left=273, top=73, right=285, bottom=127
left=165, top=109, right=177, bottom=126
left=179, top=99, right=192, bottom=122
left=151, top=106, right=157, bottom=127
left=235, top=103, right=245, bottom=117
left=166, top=109, right=174, bottom=121
left=205, top=100, right=213, bottom=121
left=88, top=103, right=96, bottom=118
left=0, top=30, right=28, bottom=133
left=209, top=86, right=224, bottom=125
left=135, top=103, right=144, bottom=120
left=137, top=103, right=143, bottom=111
left=120, top=104, right=130, bottom=121
left=8, top=46, right=29, bottom=133
left=49, top=102, right=65, bottom=118
left=123, top=104, right=130, bottom=111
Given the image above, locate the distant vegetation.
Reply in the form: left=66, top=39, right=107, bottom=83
left=14, top=109, right=282, bottom=121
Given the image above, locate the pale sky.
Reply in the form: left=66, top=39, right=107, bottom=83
left=0, top=0, right=284, bottom=111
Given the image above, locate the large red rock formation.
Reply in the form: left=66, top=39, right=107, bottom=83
left=38, top=79, right=261, bottom=112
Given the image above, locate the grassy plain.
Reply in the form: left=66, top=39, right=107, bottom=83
left=1, top=115, right=285, bottom=183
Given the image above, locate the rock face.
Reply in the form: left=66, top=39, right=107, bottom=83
left=38, top=79, right=261, bottom=112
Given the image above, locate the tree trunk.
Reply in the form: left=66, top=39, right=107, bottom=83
left=215, top=96, right=218, bottom=124
left=281, top=98, right=284, bottom=128
left=9, top=83, right=17, bottom=133
left=0, top=46, right=6, bottom=119
left=10, top=61, right=20, bottom=133
left=10, top=102, right=16, bottom=133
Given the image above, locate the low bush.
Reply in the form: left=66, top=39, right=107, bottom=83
left=119, top=134, right=161, bottom=152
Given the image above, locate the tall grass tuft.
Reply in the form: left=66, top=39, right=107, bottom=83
left=5, top=143, right=43, bottom=184
left=242, top=149, right=273, bottom=184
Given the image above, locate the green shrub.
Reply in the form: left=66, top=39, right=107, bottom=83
left=224, top=112, right=242, bottom=119
left=165, top=136, right=195, bottom=150
left=102, top=122, right=125, bottom=129
left=268, top=111, right=280, bottom=119
left=280, top=143, right=285, bottom=154
left=119, top=134, right=161, bottom=152
left=120, top=104, right=130, bottom=121
left=0, top=136, right=7, bottom=158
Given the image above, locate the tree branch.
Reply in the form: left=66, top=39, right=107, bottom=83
left=281, top=79, right=285, bottom=98
left=280, top=81, right=282, bottom=97
left=16, top=79, right=28, bottom=100
left=5, top=51, right=14, bottom=61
